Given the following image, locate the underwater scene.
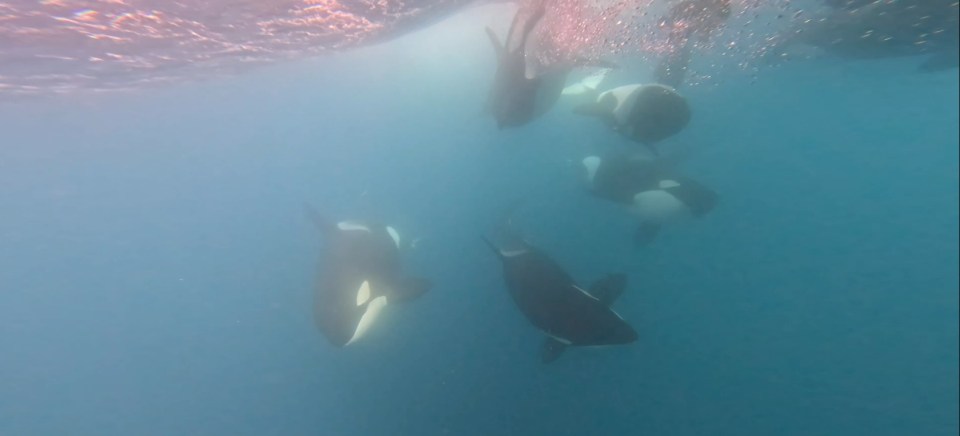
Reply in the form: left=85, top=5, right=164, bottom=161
left=0, top=0, right=957, bottom=435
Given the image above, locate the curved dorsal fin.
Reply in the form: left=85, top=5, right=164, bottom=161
left=303, top=203, right=336, bottom=234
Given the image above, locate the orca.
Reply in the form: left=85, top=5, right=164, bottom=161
left=574, top=84, right=691, bottom=155
left=582, top=153, right=718, bottom=246
left=305, top=204, right=431, bottom=347
left=484, top=2, right=615, bottom=129
left=482, top=232, right=637, bottom=363
left=483, top=2, right=566, bottom=129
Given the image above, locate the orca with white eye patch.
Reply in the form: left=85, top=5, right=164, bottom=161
left=305, top=204, right=431, bottom=347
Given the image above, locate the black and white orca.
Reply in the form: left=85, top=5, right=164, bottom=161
left=574, top=84, right=691, bottom=154
left=483, top=233, right=637, bottom=363
left=582, top=153, right=717, bottom=246
left=305, top=205, right=431, bottom=347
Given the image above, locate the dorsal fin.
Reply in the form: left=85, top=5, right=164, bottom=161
left=481, top=236, right=504, bottom=259
left=589, top=273, right=628, bottom=306
left=302, top=203, right=336, bottom=234
left=541, top=337, right=568, bottom=364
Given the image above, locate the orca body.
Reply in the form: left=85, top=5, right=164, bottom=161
left=574, top=84, right=691, bottom=154
left=582, top=153, right=717, bottom=246
left=483, top=236, right=637, bottom=363
left=305, top=205, right=431, bottom=347
left=484, top=3, right=565, bottom=129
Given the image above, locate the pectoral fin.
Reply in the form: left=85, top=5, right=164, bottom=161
left=541, top=337, right=568, bottom=364
left=303, top=203, right=336, bottom=234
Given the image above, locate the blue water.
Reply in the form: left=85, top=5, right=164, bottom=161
left=1, top=12, right=958, bottom=436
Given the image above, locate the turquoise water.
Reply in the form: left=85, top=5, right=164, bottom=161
left=0, top=11, right=957, bottom=436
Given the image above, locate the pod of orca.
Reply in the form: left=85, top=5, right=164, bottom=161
left=306, top=0, right=956, bottom=363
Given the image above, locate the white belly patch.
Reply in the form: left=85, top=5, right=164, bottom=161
left=345, top=295, right=388, bottom=346
left=632, top=190, right=688, bottom=223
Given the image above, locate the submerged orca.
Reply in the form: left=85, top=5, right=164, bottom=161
left=483, top=232, right=637, bottom=363
left=484, top=2, right=565, bottom=129
left=305, top=204, right=431, bottom=347
left=582, top=153, right=717, bottom=246
left=574, top=84, right=691, bottom=155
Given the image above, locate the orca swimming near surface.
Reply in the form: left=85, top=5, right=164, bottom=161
left=484, top=2, right=564, bottom=129
left=484, top=1, right=615, bottom=129
left=482, top=228, right=637, bottom=363
left=582, top=152, right=718, bottom=246
left=573, top=84, right=691, bottom=155
left=305, top=204, right=431, bottom=347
